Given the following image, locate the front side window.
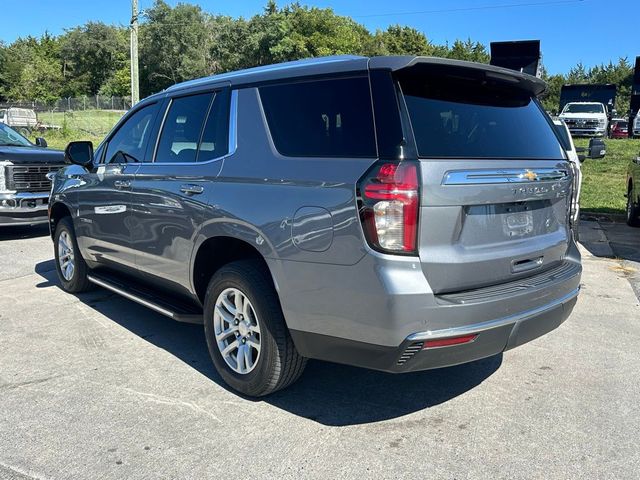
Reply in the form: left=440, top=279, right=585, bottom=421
left=259, top=77, right=377, bottom=158
left=104, top=103, right=158, bottom=164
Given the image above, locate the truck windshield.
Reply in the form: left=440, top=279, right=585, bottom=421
left=0, top=123, right=32, bottom=147
left=563, top=104, right=604, bottom=114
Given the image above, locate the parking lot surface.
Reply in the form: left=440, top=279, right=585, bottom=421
left=1, top=222, right=639, bottom=479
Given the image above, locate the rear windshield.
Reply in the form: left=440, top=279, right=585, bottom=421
left=399, top=76, right=564, bottom=159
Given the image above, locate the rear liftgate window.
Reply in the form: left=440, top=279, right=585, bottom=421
left=259, top=76, right=377, bottom=158
left=399, top=73, right=564, bottom=159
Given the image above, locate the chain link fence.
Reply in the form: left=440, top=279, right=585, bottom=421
left=0, top=96, right=132, bottom=113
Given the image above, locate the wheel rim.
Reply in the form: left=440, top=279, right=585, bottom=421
left=213, top=288, right=261, bottom=374
left=57, top=231, right=75, bottom=281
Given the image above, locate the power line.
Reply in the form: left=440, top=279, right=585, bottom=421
left=350, top=0, right=587, bottom=19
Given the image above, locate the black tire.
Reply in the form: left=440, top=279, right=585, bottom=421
left=627, top=187, right=640, bottom=227
left=18, top=127, right=31, bottom=138
left=53, top=217, right=92, bottom=292
left=203, top=260, right=306, bottom=397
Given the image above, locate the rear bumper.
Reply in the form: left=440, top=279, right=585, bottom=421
left=290, top=287, right=578, bottom=373
left=0, top=192, right=50, bottom=226
left=277, top=238, right=581, bottom=372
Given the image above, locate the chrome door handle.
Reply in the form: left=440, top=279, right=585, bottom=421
left=114, top=180, right=131, bottom=189
left=180, top=184, right=204, bottom=195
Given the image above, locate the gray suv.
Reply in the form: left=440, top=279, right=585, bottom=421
left=49, top=56, right=582, bottom=396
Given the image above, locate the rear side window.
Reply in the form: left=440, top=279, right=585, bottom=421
left=259, top=77, right=377, bottom=158
left=399, top=76, right=564, bottom=159
left=156, top=93, right=212, bottom=163
left=156, top=91, right=230, bottom=163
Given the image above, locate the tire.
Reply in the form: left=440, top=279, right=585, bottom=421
left=203, top=259, right=306, bottom=397
left=18, top=127, right=31, bottom=138
left=627, top=187, right=640, bottom=227
left=54, top=217, right=92, bottom=292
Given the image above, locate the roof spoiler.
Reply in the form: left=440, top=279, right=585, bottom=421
left=369, top=56, right=546, bottom=97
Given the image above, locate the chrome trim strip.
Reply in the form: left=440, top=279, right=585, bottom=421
left=87, top=275, right=203, bottom=324
left=442, top=168, right=569, bottom=185
left=228, top=89, right=238, bottom=155
left=406, top=287, right=580, bottom=341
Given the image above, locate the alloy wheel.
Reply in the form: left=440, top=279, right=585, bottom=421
left=213, top=287, right=261, bottom=374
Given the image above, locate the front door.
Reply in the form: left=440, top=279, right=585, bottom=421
left=75, top=102, right=160, bottom=270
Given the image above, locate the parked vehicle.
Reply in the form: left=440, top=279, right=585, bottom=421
left=558, top=84, right=616, bottom=137
left=49, top=56, right=582, bottom=396
left=559, top=102, right=609, bottom=137
left=0, top=107, right=38, bottom=136
left=610, top=120, right=629, bottom=139
left=627, top=152, right=640, bottom=227
left=0, top=123, right=64, bottom=226
left=633, top=115, right=640, bottom=138
left=553, top=119, right=582, bottom=236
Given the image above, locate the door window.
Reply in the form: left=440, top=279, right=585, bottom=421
left=104, top=103, right=159, bottom=164
left=155, top=92, right=212, bottom=163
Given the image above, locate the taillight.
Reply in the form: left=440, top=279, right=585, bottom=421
left=358, top=161, right=420, bottom=254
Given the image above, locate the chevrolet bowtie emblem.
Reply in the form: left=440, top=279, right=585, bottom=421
left=523, top=170, right=538, bottom=181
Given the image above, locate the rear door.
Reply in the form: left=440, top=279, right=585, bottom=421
left=396, top=66, right=572, bottom=294
left=129, top=89, right=231, bottom=292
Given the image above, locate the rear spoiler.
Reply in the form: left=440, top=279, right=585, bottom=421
left=369, top=56, right=546, bottom=97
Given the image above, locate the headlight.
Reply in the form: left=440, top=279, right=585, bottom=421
left=0, top=161, right=11, bottom=193
left=598, top=119, right=606, bottom=127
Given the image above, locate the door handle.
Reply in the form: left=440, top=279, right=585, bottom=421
left=180, top=184, right=204, bottom=195
left=114, top=180, right=131, bottom=189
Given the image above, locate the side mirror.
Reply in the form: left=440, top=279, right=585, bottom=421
left=588, top=138, right=606, bottom=159
left=35, top=137, right=47, bottom=148
left=64, top=141, right=94, bottom=167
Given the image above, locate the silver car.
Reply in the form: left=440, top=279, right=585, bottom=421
left=49, top=56, right=581, bottom=396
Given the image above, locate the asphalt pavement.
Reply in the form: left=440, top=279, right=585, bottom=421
left=0, top=221, right=638, bottom=479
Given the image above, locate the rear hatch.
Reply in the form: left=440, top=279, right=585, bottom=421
left=396, top=62, right=572, bottom=294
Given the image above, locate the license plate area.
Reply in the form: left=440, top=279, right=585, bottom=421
left=503, top=207, right=534, bottom=238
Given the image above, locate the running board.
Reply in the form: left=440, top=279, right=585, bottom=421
left=87, top=274, right=203, bottom=325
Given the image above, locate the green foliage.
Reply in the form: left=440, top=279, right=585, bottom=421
left=61, top=22, right=128, bottom=96
left=541, top=58, right=634, bottom=115
left=0, top=0, right=635, bottom=108
left=139, top=0, right=213, bottom=95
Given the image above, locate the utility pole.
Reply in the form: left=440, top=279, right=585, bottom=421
left=130, top=0, right=140, bottom=106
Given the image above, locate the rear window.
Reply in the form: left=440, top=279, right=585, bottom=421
left=259, top=77, right=376, bottom=158
left=399, top=76, right=564, bottom=159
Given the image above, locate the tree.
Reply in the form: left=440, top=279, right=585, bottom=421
left=371, top=25, right=433, bottom=56
left=60, top=22, right=128, bottom=96
left=140, top=0, right=214, bottom=96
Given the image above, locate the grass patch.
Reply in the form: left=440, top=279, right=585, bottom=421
left=34, top=110, right=125, bottom=150
left=576, top=137, right=640, bottom=215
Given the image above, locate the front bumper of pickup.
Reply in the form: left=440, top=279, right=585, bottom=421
left=566, top=126, right=606, bottom=137
left=0, top=192, right=50, bottom=226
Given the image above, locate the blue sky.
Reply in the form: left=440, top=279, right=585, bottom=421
left=1, top=0, right=637, bottom=75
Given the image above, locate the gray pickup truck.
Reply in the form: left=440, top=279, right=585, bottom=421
left=49, top=56, right=582, bottom=396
